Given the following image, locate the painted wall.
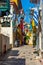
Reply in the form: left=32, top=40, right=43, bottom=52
left=1, top=4, right=14, bottom=46
left=1, top=27, right=13, bottom=45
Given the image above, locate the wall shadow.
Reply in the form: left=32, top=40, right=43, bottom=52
left=5, top=58, right=25, bottom=65
left=9, top=50, right=19, bottom=56
left=0, top=49, right=25, bottom=65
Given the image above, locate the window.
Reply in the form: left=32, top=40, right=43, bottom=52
left=0, top=0, right=6, bottom=7
left=0, top=0, right=10, bottom=16
left=30, top=0, right=40, bottom=4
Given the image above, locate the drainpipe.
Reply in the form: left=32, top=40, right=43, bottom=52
left=0, top=17, right=2, bottom=55
left=0, top=18, right=1, bottom=34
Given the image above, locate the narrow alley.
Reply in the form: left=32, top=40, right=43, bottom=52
left=0, top=45, right=41, bottom=65
left=0, top=0, right=43, bottom=65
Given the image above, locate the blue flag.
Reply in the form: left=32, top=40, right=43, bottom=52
left=33, top=8, right=39, bottom=26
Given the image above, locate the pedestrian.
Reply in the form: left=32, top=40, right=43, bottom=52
left=19, top=17, right=24, bottom=44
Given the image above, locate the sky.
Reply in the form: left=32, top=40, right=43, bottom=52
left=20, top=0, right=40, bottom=24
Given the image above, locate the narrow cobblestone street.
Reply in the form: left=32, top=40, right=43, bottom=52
left=0, top=45, right=41, bottom=65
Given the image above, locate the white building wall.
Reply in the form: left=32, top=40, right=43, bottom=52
left=1, top=4, right=14, bottom=46
left=1, top=23, right=13, bottom=45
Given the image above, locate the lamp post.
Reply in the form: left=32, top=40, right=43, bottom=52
left=0, top=18, right=1, bottom=33
left=38, top=16, right=42, bottom=58
left=0, top=19, right=1, bottom=34
left=38, top=0, right=42, bottom=58
left=36, top=0, right=42, bottom=59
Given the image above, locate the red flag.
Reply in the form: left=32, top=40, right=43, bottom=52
left=20, top=19, right=24, bottom=31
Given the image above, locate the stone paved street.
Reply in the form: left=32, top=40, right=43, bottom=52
left=0, top=45, right=41, bottom=65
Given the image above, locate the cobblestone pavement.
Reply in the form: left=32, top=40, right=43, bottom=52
left=0, top=45, right=41, bottom=65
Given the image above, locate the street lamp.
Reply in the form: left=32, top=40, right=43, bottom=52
left=35, top=0, right=42, bottom=59
left=38, top=0, right=42, bottom=58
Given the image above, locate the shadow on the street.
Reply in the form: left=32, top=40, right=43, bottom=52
left=4, top=58, right=25, bottom=65
left=42, top=52, right=43, bottom=58
left=9, top=50, right=19, bottom=56
left=33, top=50, right=39, bottom=56
left=0, top=50, right=19, bottom=60
left=0, top=49, right=25, bottom=65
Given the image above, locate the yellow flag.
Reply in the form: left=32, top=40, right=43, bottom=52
left=10, top=0, right=18, bottom=6
left=32, top=19, right=35, bottom=27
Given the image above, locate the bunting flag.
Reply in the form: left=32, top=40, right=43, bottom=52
left=10, top=0, right=22, bottom=14
left=10, top=0, right=22, bottom=9
left=32, top=19, right=35, bottom=27
left=10, top=0, right=18, bottom=6
left=30, top=0, right=40, bottom=4
left=33, top=8, right=39, bottom=26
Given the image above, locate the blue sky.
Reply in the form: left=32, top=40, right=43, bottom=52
left=20, top=0, right=40, bottom=24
